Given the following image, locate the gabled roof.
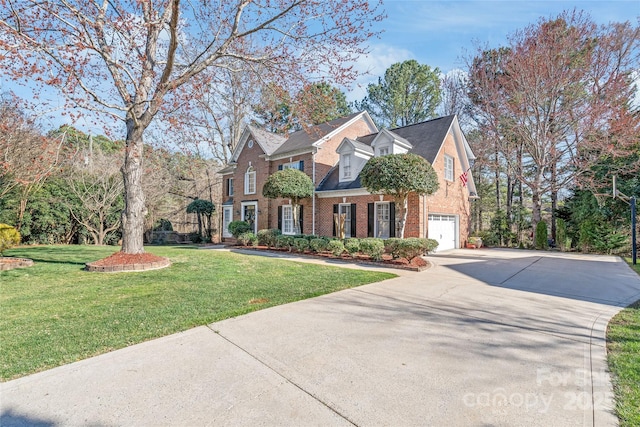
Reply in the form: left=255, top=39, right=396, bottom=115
left=337, top=138, right=374, bottom=156
left=357, top=115, right=456, bottom=164
left=317, top=114, right=478, bottom=195
left=229, top=124, right=287, bottom=164
left=270, top=111, right=373, bottom=157
left=369, top=128, right=413, bottom=150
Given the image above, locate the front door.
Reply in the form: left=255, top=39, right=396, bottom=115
left=375, top=202, right=390, bottom=239
left=242, top=202, right=258, bottom=234
left=222, top=206, right=233, bottom=238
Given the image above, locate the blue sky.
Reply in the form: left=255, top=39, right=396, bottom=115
left=3, top=0, right=638, bottom=133
left=347, top=0, right=640, bottom=100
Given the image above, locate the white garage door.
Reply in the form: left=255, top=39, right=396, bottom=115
left=428, top=214, right=457, bottom=252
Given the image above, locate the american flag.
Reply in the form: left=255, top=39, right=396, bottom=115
left=459, top=169, right=469, bottom=187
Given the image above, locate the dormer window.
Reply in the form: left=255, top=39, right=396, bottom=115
left=379, top=147, right=389, bottom=156
left=343, top=154, right=351, bottom=179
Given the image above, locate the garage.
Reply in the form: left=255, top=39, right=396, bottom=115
left=428, top=214, right=457, bottom=251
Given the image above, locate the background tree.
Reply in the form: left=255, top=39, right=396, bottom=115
left=360, top=153, right=439, bottom=238
left=262, top=169, right=314, bottom=234
left=1, top=0, right=383, bottom=255
left=65, top=148, right=124, bottom=245
left=356, top=60, right=442, bottom=128
left=294, top=82, right=352, bottom=126
left=467, top=11, right=639, bottom=238
left=0, top=94, right=64, bottom=229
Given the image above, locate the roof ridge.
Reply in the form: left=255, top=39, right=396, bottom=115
left=388, top=114, right=456, bottom=132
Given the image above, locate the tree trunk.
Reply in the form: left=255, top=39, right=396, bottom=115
left=550, top=160, right=557, bottom=244
left=121, top=122, right=147, bottom=254
left=398, top=195, right=408, bottom=238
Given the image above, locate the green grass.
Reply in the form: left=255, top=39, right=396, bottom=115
left=606, top=258, right=640, bottom=427
left=0, top=245, right=395, bottom=381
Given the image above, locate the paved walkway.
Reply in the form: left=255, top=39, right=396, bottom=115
left=2, top=249, right=640, bottom=426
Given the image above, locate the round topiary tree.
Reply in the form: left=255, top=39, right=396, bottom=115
left=186, top=199, right=215, bottom=241
left=360, top=153, right=439, bottom=238
left=262, top=169, right=314, bottom=234
left=0, top=223, right=21, bottom=256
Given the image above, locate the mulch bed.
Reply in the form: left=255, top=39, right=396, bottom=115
left=231, top=245, right=430, bottom=272
left=85, top=251, right=171, bottom=273
left=0, top=257, right=34, bottom=271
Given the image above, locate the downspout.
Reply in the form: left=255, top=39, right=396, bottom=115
left=423, top=194, right=427, bottom=238
left=312, top=149, right=317, bottom=235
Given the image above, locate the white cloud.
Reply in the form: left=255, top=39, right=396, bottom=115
left=344, top=43, right=415, bottom=103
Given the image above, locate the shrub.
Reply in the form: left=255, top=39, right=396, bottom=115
left=237, top=232, right=258, bottom=246
left=293, top=237, right=309, bottom=253
left=327, top=239, right=345, bottom=257
left=360, top=237, right=384, bottom=261
left=384, top=237, right=403, bottom=258
left=0, top=223, right=21, bottom=255
left=396, top=238, right=438, bottom=261
left=228, top=221, right=251, bottom=238
left=276, top=235, right=295, bottom=251
left=309, top=238, right=329, bottom=253
left=535, top=221, right=548, bottom=250
left=188, top=231, right=203, bottom=244
left=556, top=218, right=567, bottom=251
left=257, top=229, right=281, bottom=248
left=344, top=238, right=360, bottom=257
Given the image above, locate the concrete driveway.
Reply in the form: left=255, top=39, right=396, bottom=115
left=2, top=249, right=640, bottom=426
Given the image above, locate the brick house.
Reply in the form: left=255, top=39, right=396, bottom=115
left=217, top=112, right=378, bottom=238
left=218, top=113, right=477, bottom=251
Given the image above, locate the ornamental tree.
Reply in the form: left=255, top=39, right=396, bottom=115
left=0, top=0, right=383, bottom=255
left=186, top=199, right=215, bottom=241
left=262, top=169, right=313, bottom=234
left=360, top=153, right=439, bottom=238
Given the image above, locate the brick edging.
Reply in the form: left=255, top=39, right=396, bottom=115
left=0, top=257, right=34, bottom=271
left=84, top=258, right=171, bottom=273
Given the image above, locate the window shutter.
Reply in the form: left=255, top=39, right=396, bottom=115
left=333, top=204, right=339, bottom=236
left=278, top=206, right=282, bottom=231
left=278, top=164, right=283, bottom=171
left=350, top=204, right=357, bottom=238
left=390, top=202, right=396, bottom=238
left=299, top=205, right=304, bottom=234
left=299, top=160, right=304, bottom=171
left=367, top=203, right=374, bottom=237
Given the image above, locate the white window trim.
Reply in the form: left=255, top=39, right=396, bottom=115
left=281, top=161, right=302, bottom=170
left=241, top=201, right=258, bottom=234
left=378, top=146, right=390, bottom=156
left=444, top=155, right=454, bottom=182
left=222, top=206, right=233, bottom=238
left=342, top=154, right=352, bottom=180
left=282, top=204, right=294, bottom=235
left=228, top=178, right=234, bottom=196
left=244, top=168, right=256, bottom=194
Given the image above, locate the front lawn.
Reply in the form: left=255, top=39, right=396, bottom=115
left=0, top=245, right=395, bottom=381
left=606, top=258, right=640, bottom=427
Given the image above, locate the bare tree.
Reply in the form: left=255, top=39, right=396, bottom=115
left=0, top=93, right=64, bottom=228
left=468, top=11, right=639, bottom=232
left=66, top=149, right=124, bottom=245
left=1, top=0, right=383, bottom=255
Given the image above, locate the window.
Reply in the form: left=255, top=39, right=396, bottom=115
left=343, top=154, right=351, bottom=179
left=444, top=155, right=454, bottom=181
left=244, top=166, right=256, bottom=194
left=282, top=205, right=293, bottom=235
left=227, top=178, right=234, bottom=196
left=379, top=146, right=389, bottom=156
left=339, top=204, right=352, bottom=238
left=247, top=139, right=254, bottom=148
left=280, top=161, right=304, bottom=171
